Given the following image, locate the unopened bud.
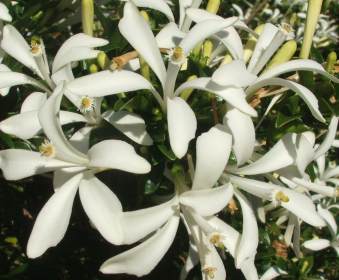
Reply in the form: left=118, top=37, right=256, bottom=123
left=206, top=0, right=221, bottom=14
left=266, top=40, right=297, bottom=70
left=243, top=24, right=265, bottom=63
left=89, top=63, right=98, bottom=73
left=82, top=0, right=94, bottom=36
left=325, top=51, right=337, bottom=73
left=97, top=51, right=110, bottom=70
left=180, top=75, right=197, bottom=101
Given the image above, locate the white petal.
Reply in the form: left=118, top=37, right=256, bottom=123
left=293, top=177, right=336, bottom=197
left=167, top=97, right=197, bottom=159
left=121, top=196, right=178, bottom=244
left=66, top=70, right=155, bottom=97
left=313, top=116, right=338, bottom=159
left=122, top=0, right=174, bottom=22
left=192, top=125, right=232, bottom=189
left=180, top=184, right=233, bottom=216
left=332, top=139, right=339, bottom=148
left=179, top=17, right=238, bottom=55
left=155, top=22, right=186, bottom=49
left=279, top=187, right=326, bottom=227
left=234, top=190, right=258, bottom=268
left=303, top=239, right=331, bottom=251
left=52, top=33, right=108, bottom=73
left=69, top=126, right=93, bottom=154
left=0, top=71, right=46, bottom=91
left=212, top=60, right=257, bottom=87
left=214, top=27, right=244, bottom=60
left=79, top=172, right=123, bottom=244
left=317, top=205, right=337, bottom=236
left=223, top=107, right=255, bottom=166
left=1, top=25, right=42, bottom=78
left=239, top=257, right=259, bottom=280
left=26, top=173, right=83, bottom=258
left=0, top=3, right=12, bottom=22
left=258, top=59, right=339, bottom=84
left=174, top=78, right=257, bottom=117
left=59, top=111, right=87, bottom=126
left=0, top=150, right=75, bottom=180
left=247, top=77, right=325, bottom=123
left=53, top=167, right=86, bottom=191
left=38, top=84, right=89, bottom=164
left=102, top=110, right=153, bottom=146
left=237, top=133, right=296, bottom=175
left=88, top=140, right=151, bottom=173
left=260, top=267, right=287, bottom=280
left=295, top=132, right=315, bottom=175
left=323, top=166, right=339, bottom=180
left=100, top=215, right=179, bottom=276
left=119, top=2, right=166, bottom=87
left=20, top=92, right=47, bottom=113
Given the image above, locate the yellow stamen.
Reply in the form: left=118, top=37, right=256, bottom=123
left=171, top=46, right=184, bottom=63
left=275, top=191, right=290, bottom=203
left=202, top=266, right=217, bottom=279
left=80, top=96, right=95, bottom=113
left=39, top=140, right=56, bottom=157
left=209, top=233, right=224, bottom=249
left=31, top=41, right=41, bottom=55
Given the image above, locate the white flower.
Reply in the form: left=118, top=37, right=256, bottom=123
left=0, top=84, right=151, bottom=258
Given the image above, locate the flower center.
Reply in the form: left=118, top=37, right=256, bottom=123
left=202, top=266, right=217, bottom=279
left=30, top=40, right=41, bottom=55
left=279, top=23, right=294, bottom=38
left=275, top=191, right=290, bottom=203
left=209, top=232, right=224, bottom=249
left=170, top=46, right=185, bottom=64
left=39, top=140, right=56, bottom=157
left=80, top=96, right=95, bottom=113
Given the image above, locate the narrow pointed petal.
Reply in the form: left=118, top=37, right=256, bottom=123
left=193, top=125, right=232, bottom=189
left=88, top=140, right=151, bottom=174
left=53, top=166, right=86, bottom=191
left=66, top=70, right=155, bottom=97
left=0, top=3, right=12, bottom=22
left=295, top=132, right=315, bottom=175
left=100, top=215, right=179, bottom=277
left=317, top=205, right=337, bottom=236
left=234, top=190, right=258, bottom=268
left=26, top=173, right=83, bottom=258
left=180, top=184, right=233, bottom=216
left=0, top=150, right=75, bottom=180
left=237, top=133, right=296, bottom=175
left=323, top=166, right=339, bottom=180
left=167, top=97, right=197, bottom=159
left=1, top=25, right=42, bottom=77
left=260, top=267, right=287, bottom=280
left=258, top=59, right=339, bottom=84
left=0, top=71, right=46, bottom=92
left=179, top=242, right=199, bottom=280
left=122, top=0, right=174, bottom=22
left=119, top=2, right=166, bottom=87
left=179, top=17, right=239, bottom=56
left=303, top=239, right=331, bottom=251
left=174, top=78, right=257, bottom=117
left=38, top=84, right=89, bottom=164
left=155, top=22, right=186, bottom=49
left=20, top=92, right=47, bottom=113
left=52, top=33, right=108, bottom=73
left=316, top=154, right=325, bottom=177
left=247, top=78, right=325, bottom=123
left=102, top=110, right=153, bottom=146
left=69, top=126, right=93, bottom=154
left=212, top=60, right=257, bottom=87
left=292, top=177, right=336, bottom=197
left=223, top=107, right=255, bottom=166
left=79, top=172, right=124, bottom=244
left=121, top=197, right=178, bottom=244
left=313, top=116, right=338, bottom=159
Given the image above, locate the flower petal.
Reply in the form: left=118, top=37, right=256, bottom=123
left=248, top=77, right=325, bottom=122
left=0, top=150, right=75, bottom=180
left=69, top=126, right=93, bottom=154
left=317, top=205, right=337, bottom=236
left=119, top=2, right=166, bottom=87
left=0, top=3, right=12, bottom=22
left=234, top=190, right=258, bottom=268
left=122, top=0, right=174, bottom=22
left=193, top=125, right=232, bottom=189
left=1, top=25, right=42, bottom=78
left=52, top=33, right=108, bottom=73
left=292, top=177, right=336, bottom=197
left=26, top=173, right=83, bottom=258
left=100, top=215, right=179, bottom=276
left=313, top=116, right=338, bottom=159
left=20, top=92, right=47, bottom=113
left=38, top=84, right=89, bottom=164
left=180, top=184, right=233, bottom=216
left=0, top=70, right=47, bottom=92
left=79, top=172, right=123, bottom=244
left=102, top=110, right=153, bottom=146
left=155, top=22, right=186, bottom=49
left=212, top=60, right=257, bottom=87
left=167, top=97, right=197, bottom=159
left=260, top=267, right=287, bottom=280
left=303, top=239, right=331, bottom=251
left=223, top=107, right=255, bottom=166
left=88, top=140, right=151, bottom=173
left=121, top=196, right=178, bottom=244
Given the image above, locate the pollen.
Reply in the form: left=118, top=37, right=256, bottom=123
left=39, top=140, right=56, bottom=157
left=80, top=96, right=95, bottom=113
left=275, top=191, right=290, bottom=203
left=202, top=266, right=217, bottom=279
left=30, top=40, right=41, bottom=55
left=170, top=46, right=185, bottom=64
left=209, top=233, right=224, bottom=249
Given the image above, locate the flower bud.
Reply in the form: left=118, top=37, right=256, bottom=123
left=202, top=40, right=213, bottom=61
left=300, top=0, right=324, bottom=59
left=82, top=0, right=94, bottom=36
left=206, top=0, right=221, bottom=14
left=89, top=63, right=98, bottom=73
left=266, top=40, right=297, bottom=70
left=180, top=75, right=197, bottom=101
left=243, top=24, right=265, bottom=63
left=97, top=51, right=110, bottom=70
left=325, top=51, right=337, bottom=73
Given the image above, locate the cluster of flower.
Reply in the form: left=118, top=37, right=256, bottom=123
left=0, top=1, right=338, bottom=279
